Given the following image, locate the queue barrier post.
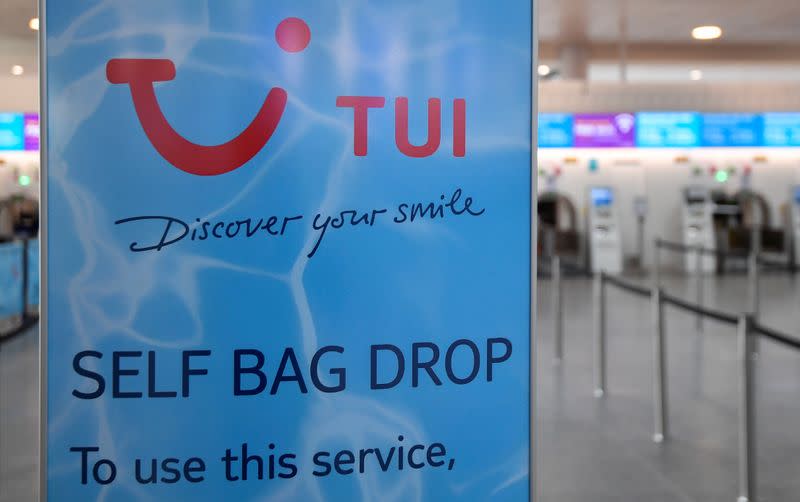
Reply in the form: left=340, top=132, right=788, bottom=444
left=737, top=314, right=757, bottom=502
left=695, top=246, right=704, bottom=333
left=748, top=253, right=761, bottom=356
left=653, top=239, right=661, bottom=290
left=21, top=238, right=29, bottom=321
left=553, top=255, right=564, bottom=362
left=593, top=272, right=606, bottom=398
left=652, top=287, right=669, bottom=443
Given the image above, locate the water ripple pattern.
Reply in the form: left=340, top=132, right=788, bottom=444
left=45, top=1, right=532, bottom=500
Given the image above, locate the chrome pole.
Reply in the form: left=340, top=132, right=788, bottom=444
left=653, top=239, right=661, bottom=290
left=748, top=252, right=760, bottom=320
left=593, top=272, right=606, bottom=398
left=652, top=287, right=668, bottom=443
left=737, top=314, right=757, bottom=502
left=554, top=256, right=564, bottom=362
left=695, top=247, right=704, bottom=333
left=748, top=252, right=760, bottom=356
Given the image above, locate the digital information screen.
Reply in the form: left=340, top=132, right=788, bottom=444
left=0, top=113, right=24, bottom=150
left=763, top=113, right=800, bottom=147
left=701, top=113, right=763, bottom=147
left=538, top=113, right=573, bottom=148
left=636, top=112, right=702, bottom=148
left=591, top=187, right=614, bottom=207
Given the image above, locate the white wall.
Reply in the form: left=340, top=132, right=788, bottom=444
left=0, top=75, right=37, bottom=112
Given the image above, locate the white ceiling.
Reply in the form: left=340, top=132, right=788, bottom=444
left=0, top=0, right=798, bottom=79
left=0, top=0, right=36, bottom=41
left=539, top=0, right=800, bottom=44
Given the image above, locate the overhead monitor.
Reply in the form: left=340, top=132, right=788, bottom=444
left=636, top=112, right=702, bottom=148
left=701, top=113, right=763, bottom=147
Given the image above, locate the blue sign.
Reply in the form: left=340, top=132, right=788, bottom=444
left=0, top=113, right=24, bottom=150
left=636, top=112, right=702, bottom=148
left=44, top=2, right=532, bottom=501
left=0, top=242, right=23, bottom=317
left=538, top=113, right=573, bottom=147
left=701, top=113, right=763, bottom=147
left=27, top=239, right=39, bottom=307
left=763, top=113, right=800, bottom=147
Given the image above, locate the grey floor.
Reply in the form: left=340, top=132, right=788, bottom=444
left=0, top=327, right=38, bottom=502
left=1, top=274, right=799, bottom=501
left=537, top=272, right=800, bottom=502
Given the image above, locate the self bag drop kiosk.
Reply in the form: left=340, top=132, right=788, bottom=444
left=588, top=186, right=623, bottom=274
left=791, top=186, right=800, bottom=265
left=682, top=185, right=716, bottom=273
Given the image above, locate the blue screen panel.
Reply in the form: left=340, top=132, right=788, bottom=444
left=763, top=113, right=800, bottom=147
left=591, top=187, right=613, bottom=207
left=702, top=113, right=763, bottom=147
left=0, top=113, right=24, bottom=151
left=636, top=112, right=701, bottom=147
left=538, top=113, right=573, bottom=147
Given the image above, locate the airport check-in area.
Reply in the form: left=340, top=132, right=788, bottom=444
left=2, top=0, right=800, bottom=501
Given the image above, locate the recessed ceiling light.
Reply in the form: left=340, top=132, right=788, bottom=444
left=29, top=17, right=39, bottom=31
left=689, top=69, right=703, bottom=81
left=10, top=65, right=24, bottom=76
left=692, top=25, right=722, bottom=40
left=538, top=64, right=551, bottom=77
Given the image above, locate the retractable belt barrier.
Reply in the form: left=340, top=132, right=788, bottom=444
left=752, top=321, right=800, bottom=352
left=660, top=291, right=739, bottom=325
left=756, top=255, right=794, bottom=272
left=602, top=273, right=651, bottom=298
left=591, top=262, right=799, bottom=502
left=656, top=238, right=795, bottom=271
left=538, top=255, right=591, bottom=277
left=0, top=238, right=40, bottom=344
left=655, top=238, right=750, bottom=259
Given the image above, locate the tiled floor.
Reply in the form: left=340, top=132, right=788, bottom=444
left=537, top=272, right=800, bottom=502
left=0, top=327, right=38, bottom=502
left=2, top=273, right=799, bottom=501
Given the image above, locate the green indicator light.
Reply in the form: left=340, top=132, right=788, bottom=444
left=715, top=170, right=728, bottom=183
left=19, top=175, right=31, bottom=186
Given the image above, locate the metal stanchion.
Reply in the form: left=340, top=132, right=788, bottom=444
left=593, top=272, right=606, bottom=398
left=653, top=239, right=661, bottom=290
left=695, top=247, right=704, bottom=333
left=651, top=287, right=668, bottom=443
left=553, top=255, right=564, bottom=362
left=748, top=252, right=760, bottom=356
left=21, top=238, right=29, bottom=321
left=747, top=253, right=760, bottom=320
left=737, top=314, right=757, bottom=502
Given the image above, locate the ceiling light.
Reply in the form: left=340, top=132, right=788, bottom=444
left=10, top=65, right=24, bottom=76
left=689, top=69, right=703, bottom=81
left=692, top=25, right=722, bottom=40
left=29, top=17, right=39, bottom=31
left=538, top=64, right=551, bottom=77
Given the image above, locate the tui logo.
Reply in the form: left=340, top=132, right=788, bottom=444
left=108, top=16, right=466, bottom=176
left=106, top=17, right=310, bottom=176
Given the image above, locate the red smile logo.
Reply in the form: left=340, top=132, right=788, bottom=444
left=106, top=17, right=311, bottom=176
